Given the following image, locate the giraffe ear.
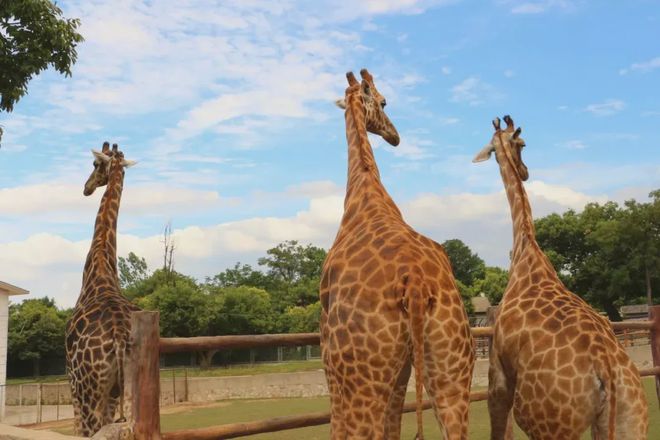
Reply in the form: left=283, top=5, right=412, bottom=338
left=472, top=143, right=495, bottom=163
left=122, top=159, right=137, bottom=168
left=335, top=99, right=346, bottom=109
left=361, top=80, right=371, bottom=96
left=91, top=149, right=110, bottom=163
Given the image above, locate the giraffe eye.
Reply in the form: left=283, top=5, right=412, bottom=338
left=380, top=100, right=386, bottom=109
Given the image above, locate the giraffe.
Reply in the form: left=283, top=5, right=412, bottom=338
left=320, top=69, right=474, bottom=440
left=65, top=142, right=139, bottom=437
left=473, top=115, right=648, bottom=439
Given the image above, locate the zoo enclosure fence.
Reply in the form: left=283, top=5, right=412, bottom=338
left=124, top=307, right=660, bottom=440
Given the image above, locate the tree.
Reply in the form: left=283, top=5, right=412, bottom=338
left=8, top=297, right=67, bottom=376
left=454, top=280, right=475, bottom=315
left=123, top=268, right=196, bottom=301
left=472, top=266, right=509, bottom=305
left=161, top=221, right=176, bottom=286
left=206, top=262, right=268, bottom=290
left=257, top=240, right=327, bottom=311
left=0, top=0, right=83, bottom=144
left=281, top=302, right=322, bottom=333
left=258, top=240, right=326, bottom=285
left=442, top=239, right=486, bottom=286
left=535, top=194, right=660, bottom=320
left=207, top=286, right=274, bottom=336
left=137, top=283, right=210, bottom=338
left=617, top=191, right=660, bottom=305
left=118, top=252, right=149, bottom=289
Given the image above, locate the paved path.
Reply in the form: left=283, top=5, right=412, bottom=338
left=2, top=405, right=74, bottom=426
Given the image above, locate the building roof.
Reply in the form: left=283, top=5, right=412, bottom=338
left=471, top=295, right=491, bottom=314
left=0, top=281, right=29, bottom=296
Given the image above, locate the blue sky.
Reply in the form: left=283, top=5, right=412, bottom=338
left=1, top=0, right=659, bottom=307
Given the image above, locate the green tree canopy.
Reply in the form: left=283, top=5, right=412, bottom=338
left=123, top=267, right=197, bottom=301
left=535, top=193, right=660, bottom=320
left=207, top=286, right=274, bottom=335
left=205, top=262, right=268, bottom=290
left=137, top=283, right=210, bottom=338
left=442, top=239, right=486, bottom=286
left=118, top=252, right=149, bottom=290
left=258, top=240, right=327, bottom=285
left=472, top=266, right=509, bottom=305
left=281, top=302, right=322, bottom=333
left=8, top=297, right=67, bottom=376
left=1, top=0, right=83, bottom=143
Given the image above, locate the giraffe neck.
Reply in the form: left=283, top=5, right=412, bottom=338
left=340, top=92, right=401, bottom=223
left=495, top=135, right=562, bottom=294
left=80, top=160, right=125, bottom=301
left=494, top=134, right=537, bottom=264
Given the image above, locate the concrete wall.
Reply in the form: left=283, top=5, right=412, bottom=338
left=159, top=344, right=653, bottom=403
left=4, top=345, right=654, bottom=406
left=0, top=293, right=9, bottom=420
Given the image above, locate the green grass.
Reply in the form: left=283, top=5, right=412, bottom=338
left=162, top=378, right=660, bottom=439
left=7, top=375, right=68, bottom=385
left=8, top=360, right=324, bottom=385
left=52, top=378, right=660, bottom=439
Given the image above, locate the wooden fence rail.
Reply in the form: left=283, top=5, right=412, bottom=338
left=127, top=305, right=660, bottom=440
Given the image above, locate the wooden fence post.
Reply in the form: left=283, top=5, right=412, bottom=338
left=36, top=383, right=42, bottom=424
left=649, top=305, right=660, bottom=408
left=129, top=311, right=162, bottom=440
left=184, top=368, right=188, bottom=403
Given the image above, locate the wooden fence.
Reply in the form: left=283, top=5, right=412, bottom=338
left=124, top=306, right=660, bottom=440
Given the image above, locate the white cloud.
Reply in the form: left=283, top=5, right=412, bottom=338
left=584, top=99, right=625, bottom=116
left=0, top=183, right=229, bottom=221
left=450, top=76, right=500, bottom=106
left=619, top=57, right=660, bottom=75
left=558, top=139, right=587, bottom=150
left=439, top=117, right=460, bottom=125
left=441, top=66, right=452, bottom=75
left=0, top=192, right=344, bottom=307
left=329, top=0, right=459, bottom=19
left=504, top=69, right=515, bottom=78
left=4, top=178, right=648, bottom=308
left=391, top=137, right=434, bottom=161
left=505, top=0, right=579, bottom=14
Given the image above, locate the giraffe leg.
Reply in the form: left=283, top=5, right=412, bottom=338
left=326, top=366, right=347, bottom=440
left=488, top=354, right=515, bottom=440
left=384, top=361, right=411, bottom=440
left=421, top=315, right=473, bottom=440
left=341, top=379, right=392, bottom=440
left=593, top=367, right=649, bottom=440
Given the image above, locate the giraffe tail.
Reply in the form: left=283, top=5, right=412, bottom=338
left=605, top=360, right=617, bottom=440
left=115, top=338, right=128, bottom=423
left=405, top=276, right=426, bottom=440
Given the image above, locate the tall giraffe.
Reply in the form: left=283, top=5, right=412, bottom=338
left=66, top=142, right=139, bottom=437
left=320, top=69, right=474, bottom=440
left=473, top=116, right=648, bottom=440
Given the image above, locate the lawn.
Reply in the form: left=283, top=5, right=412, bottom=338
left=51, top=378, right=659, bottom=438
left=8, top=360, right=325, bottom=385
left=158, top=378, right=659, bottom=439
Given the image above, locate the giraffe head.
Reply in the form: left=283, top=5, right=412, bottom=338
left=83, top=142, right=136, bottom=196
left=472, top=114, right=528, bottom=181
left=335, top=68, right=400, bottom=146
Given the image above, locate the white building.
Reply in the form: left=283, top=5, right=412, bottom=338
left=0, top=281, right=29, bottom=421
